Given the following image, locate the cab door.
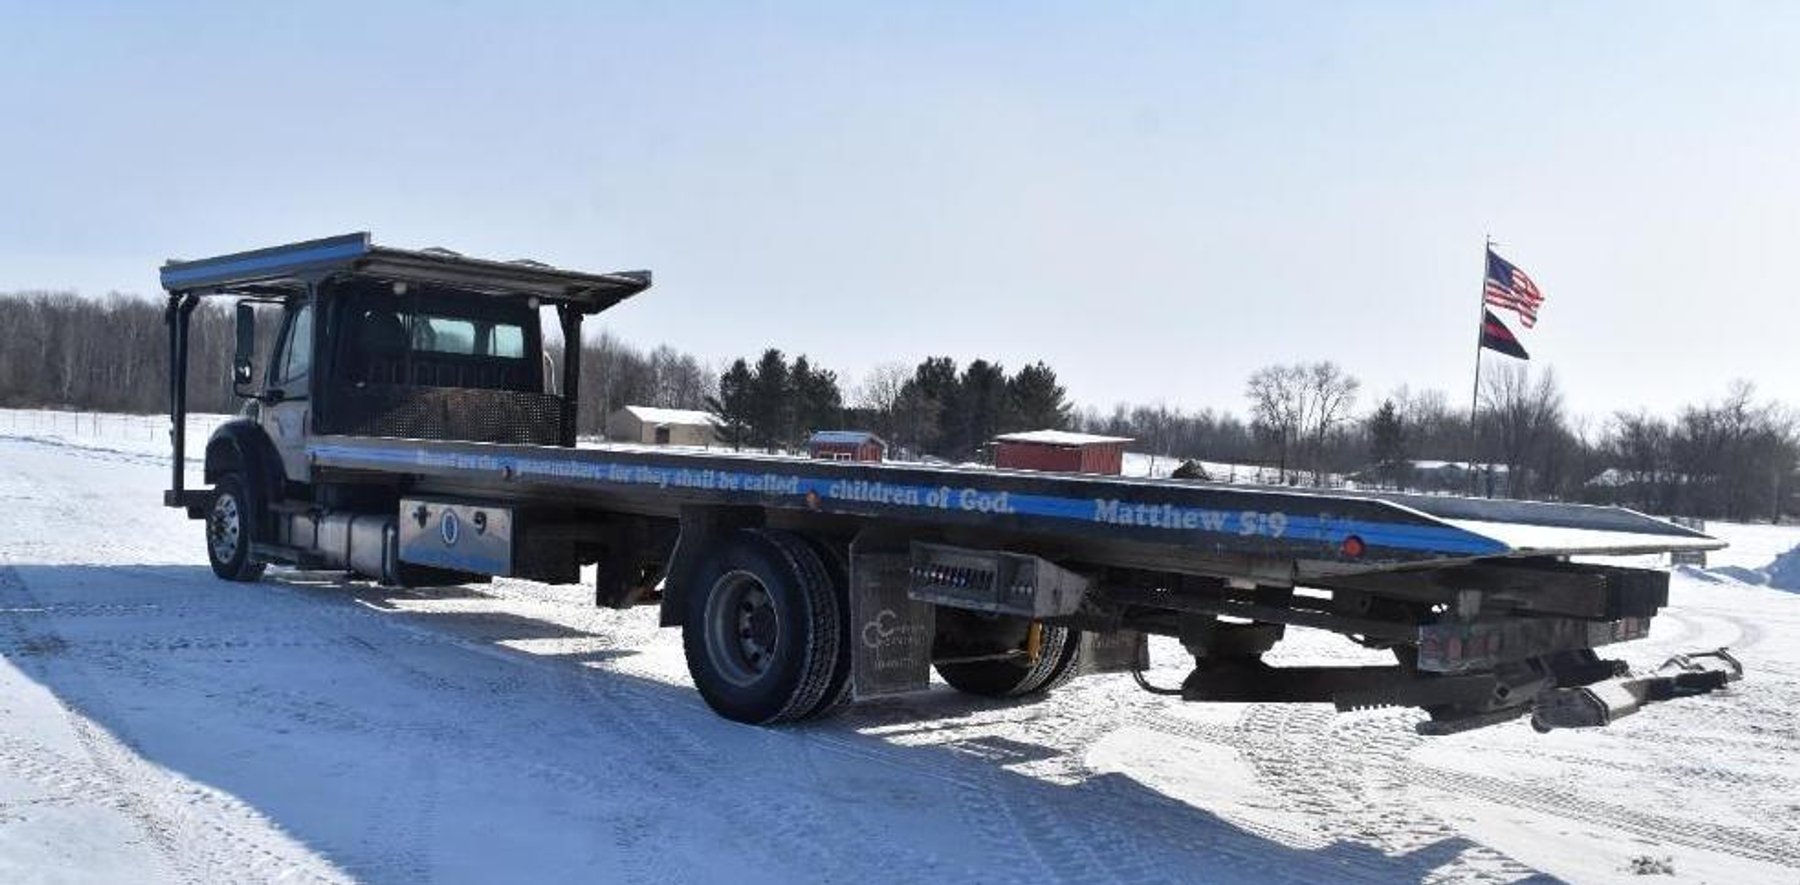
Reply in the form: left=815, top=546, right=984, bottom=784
left=260, top=301, right=315, bottom=483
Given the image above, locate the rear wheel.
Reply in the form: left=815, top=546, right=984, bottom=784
left=206, top=473, right=266, bottom=583
left=682, top=529, right=843, bottom=724
left=796, top=536, right=853, bottom=720
left=933, top=609, right=1081, bottom=698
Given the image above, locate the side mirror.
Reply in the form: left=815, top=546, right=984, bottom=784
left=233, top=302, right=256, bottom=392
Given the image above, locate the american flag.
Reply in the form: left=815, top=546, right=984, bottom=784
left=1483, top=249, right=1544, bottom=328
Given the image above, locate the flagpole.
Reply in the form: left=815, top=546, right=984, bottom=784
left=1467, top=235, right=1491, bottom=496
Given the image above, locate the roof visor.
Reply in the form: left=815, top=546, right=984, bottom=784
left=160, top=232, right=651, bottom=314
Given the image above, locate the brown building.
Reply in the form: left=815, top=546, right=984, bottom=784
left=605, top=406, right=720, bottom=446
left=807, top=430, right=886, bottom=462
left=993, top=430, right=1132, bottom=475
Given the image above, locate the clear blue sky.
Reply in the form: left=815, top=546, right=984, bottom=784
left=3, top=1, right=1794, bottom=419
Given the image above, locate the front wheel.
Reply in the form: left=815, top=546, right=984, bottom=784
left=206, top=473, right=266, bottom=583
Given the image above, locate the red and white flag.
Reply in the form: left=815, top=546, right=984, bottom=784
left=1483, top=249, right=1545, bottom=328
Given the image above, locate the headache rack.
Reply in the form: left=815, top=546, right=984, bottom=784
left=158, top=232, right=651, bottom=508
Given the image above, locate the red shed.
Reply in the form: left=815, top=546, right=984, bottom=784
left=993, top=430, right=1132, bottom=475
left=807, top=430, right=886, bottom=462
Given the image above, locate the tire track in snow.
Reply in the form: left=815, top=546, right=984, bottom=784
left=0, top=563, right=348, bottom=884
left=1218, top=704, right=1540, bottom=882
left=159, top=572, right=914, bottom=883
left=1408, top=764, right=1800, bottom=867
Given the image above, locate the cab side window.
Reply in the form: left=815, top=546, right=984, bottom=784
left=272, top=304, right=314, bottom=390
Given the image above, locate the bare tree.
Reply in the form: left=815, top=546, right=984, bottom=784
left=646, top=344, right=712, bottom=409
left=1603, top=410, right=1675, bottom=512
left=1246, top=364, right=1307, bottom=483
left=1302, top=361, right=1360, bottom=485
left=1480, top=363, right=1564, bottom=498
left=1247, top=361, right=1359, bottom=484
left=1669, top=381, right=1798, bottom=520
left=1390, top=385, right=1467, bottom=463
left=853, top=361, right=911, bottom=441
left=1128, top=403, right=1181, bottom=457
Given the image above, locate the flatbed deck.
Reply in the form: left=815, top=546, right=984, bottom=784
left=307, top=434, right=1720, bottom=582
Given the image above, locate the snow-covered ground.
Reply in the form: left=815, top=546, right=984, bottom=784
left=0, top=408, right=232, bottom=465
left=1, top=413, right=1798, bottom=883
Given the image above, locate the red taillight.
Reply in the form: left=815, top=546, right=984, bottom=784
left=1340, top=535, right=1366, bottom=558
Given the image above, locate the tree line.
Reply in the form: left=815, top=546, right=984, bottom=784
left=2, top=289, right=1793, bottom=520
left=846, top=358, right=1071, bottom=459
left=0, top=291, right=714, bottom=439
left=553, top=331, right=716, bottom=436
left=0, top=292, right=244, bottom=415
left=706, top=353, right=1072, bottom=459
left=706, top=349, right=844, bottom=451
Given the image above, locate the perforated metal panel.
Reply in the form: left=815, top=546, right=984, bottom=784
left=323, top=385, right=569, bottom=445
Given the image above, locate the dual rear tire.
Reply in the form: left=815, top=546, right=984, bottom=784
left=680, top=529, right=848, bottom=725
left=681, top=530, right=1079, bottom=724
left=932, top=609, right=1082, bottom=698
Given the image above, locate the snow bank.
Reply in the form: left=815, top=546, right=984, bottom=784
left=1668, top=522, right=1800, bottom=593
left=1765, top=545, right=1800, bottom=593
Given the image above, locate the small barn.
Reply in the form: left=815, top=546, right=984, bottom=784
left=807, top=430, right=886, bottom=462
left=605, top=405, right=720, bottom=446
left=993, top=430, right=1133, bottom=476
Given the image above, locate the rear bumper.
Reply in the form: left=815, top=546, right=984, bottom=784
left=1417, top=615, right=1653, bottom=674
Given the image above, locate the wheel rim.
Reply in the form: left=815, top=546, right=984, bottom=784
left=704, top=569, right=780, bottom=687
left=208, top=492, right=242, bottom=564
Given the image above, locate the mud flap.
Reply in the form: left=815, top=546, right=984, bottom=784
left=848, top=544, right=935, bottom=700
left=1078, top=630, right=1150, bottom=676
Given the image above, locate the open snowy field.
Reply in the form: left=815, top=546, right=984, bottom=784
left=1, top=414, right=1797, bottom=883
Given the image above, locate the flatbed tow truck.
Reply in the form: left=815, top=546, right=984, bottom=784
left=160, top=233, right=1740, bottom=734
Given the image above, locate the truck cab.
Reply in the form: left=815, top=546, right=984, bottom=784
left=160, top=233, right=647, bottom=583
left=246, top=277, right=556, bottom=483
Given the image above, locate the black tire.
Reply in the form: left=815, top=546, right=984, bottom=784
left=1036, top=629, right=1085, bottom=692
left=681, top=529, right=843, bottom=725
left=206, top=473, right=266, bottom=583
left=796, top=535, right=853, bottom=720
left=934, top=611, right=1081, bottom=698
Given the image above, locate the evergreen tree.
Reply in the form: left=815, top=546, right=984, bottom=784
left=895, top=356, right=958, bottom=455
left=790, top=354, right=843, bottom=439
left=1006, top=361, right=1070, bottom=432
left=748, top=348, right=790, bottom=450
left=705, top=359, right=756, bottom=450
left=952, top=359, right=1009, bottom=459
left=1367, top=398, right=1410, bottom=489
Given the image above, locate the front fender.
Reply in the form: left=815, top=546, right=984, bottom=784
left=204, top=419, right=287, bottom=526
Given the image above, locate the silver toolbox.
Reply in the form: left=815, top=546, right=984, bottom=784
left=398, top=498, right=514, bottom=576
left=907, top=542, right=1089, bottom=618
